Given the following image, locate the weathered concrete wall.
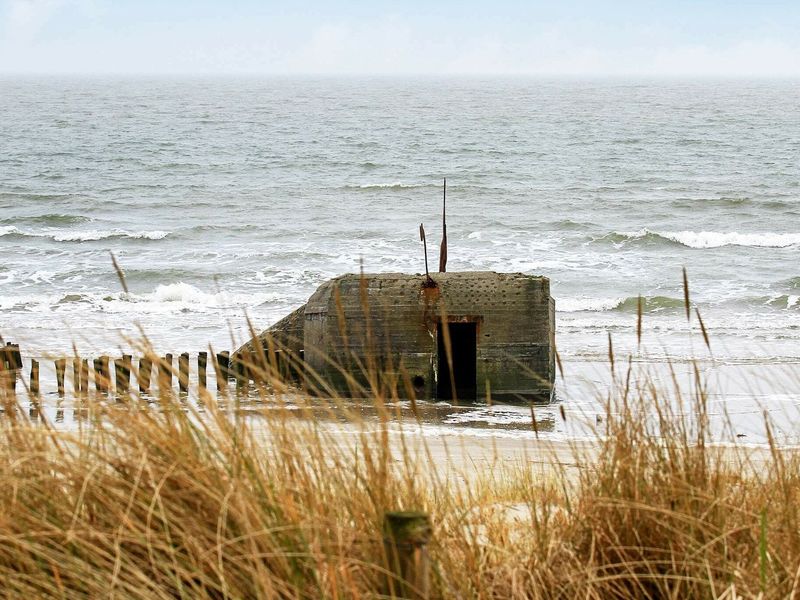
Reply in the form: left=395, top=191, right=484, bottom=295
left=302, top=272, right=554, bottom=402
left=236, top=303, right=305, bottom=357
left=304, top=274, right=438, bottom=397
left=237, top=271, right=555, bottom=402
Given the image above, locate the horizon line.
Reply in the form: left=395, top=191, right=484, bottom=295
left=2, top=72, right=800, bottom=80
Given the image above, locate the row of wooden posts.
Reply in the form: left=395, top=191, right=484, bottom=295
left=0, top=343, right=271, bottom=397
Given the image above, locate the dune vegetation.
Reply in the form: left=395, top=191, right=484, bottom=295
left=0, top=326, right=799, bottom=600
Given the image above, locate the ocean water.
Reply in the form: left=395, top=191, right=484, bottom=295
left=2, top=77, right=799, bottom=438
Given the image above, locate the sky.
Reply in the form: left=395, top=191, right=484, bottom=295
left=1, top=0, right=800, bottom=76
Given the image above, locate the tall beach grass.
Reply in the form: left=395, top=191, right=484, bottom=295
left=1, top=333, right=799, bottom=599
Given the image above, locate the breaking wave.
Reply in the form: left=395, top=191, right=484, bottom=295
left=557, top=297, right=623, bottom=312
left=559, top=295, right=686, bottom=314
left=150, top=282, right=220, bottom=304
left=598, top=229, right=800, bottom=249
left=0, top=226, right=169, bottom=242
left=46, top=283, right=284, bottom=312
left=613, top=296, right=686, bottom=312
left=345, top=182, right=430, bottom=190
left=53, top=229, right=170, bottom=242
left=763, top=295, right=800, bottom=310
left=560, top=294, right=800, bottom=315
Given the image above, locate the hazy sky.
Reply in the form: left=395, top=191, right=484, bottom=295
left=2, top=0, right=800, bottom=76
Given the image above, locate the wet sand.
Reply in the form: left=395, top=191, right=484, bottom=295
left=391, top=432, right=592, bottom=484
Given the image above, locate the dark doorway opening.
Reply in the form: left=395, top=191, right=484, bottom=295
left=437, top=322, right=477, bottom=401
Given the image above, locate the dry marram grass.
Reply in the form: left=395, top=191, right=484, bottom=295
left=0, top=341, right=798, bottom=599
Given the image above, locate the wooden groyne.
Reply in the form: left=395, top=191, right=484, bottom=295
left=0, top=341, right=300, bottom=398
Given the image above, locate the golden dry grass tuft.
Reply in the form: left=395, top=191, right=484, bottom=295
left=0, top=347, right=799, bottom=599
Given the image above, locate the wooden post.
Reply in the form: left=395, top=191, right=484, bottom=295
left=8, top=344, right=21, bottom=370
left=116, top=355, right=131, bottom=395
left=73, top=357, right=81, bottom=395
left=114, top=358, right=122, bottom=394
left=179, top=352, right=189, bottom=393
left=234, top=355, right=246, bottom=392
left=0, top=347, right=8, bottom=393
left=92, top=356, right=110, bottom=393
left=30, top=359, right=39, bottom=395
left=197, top=352, right=208, bottom=389
left=122, top=354, right=132, bottom=394
left=100, top=356, right=110, bottom=393
left=80, top=359, right=89, bottom=394
left=383, top=511, right=432, bottom=600
left=216, top=351, right=230, bottom=392
left=138, top=357, right=152, bottom=395
left=93, top=358, right=103, bottom=392
left=6, top=344, right=21, bottom=393
left=214, top=353, right=223, bottom=393
left=55, top=358, right=66, bottom=397
left=159, top=354, right=173, bottom=394
left=219, top=351, right=231, bottom=380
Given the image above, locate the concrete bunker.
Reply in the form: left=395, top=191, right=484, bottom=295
left=237, top=271, right=556, bottom=403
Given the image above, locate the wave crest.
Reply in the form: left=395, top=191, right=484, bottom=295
left=0, top=226, right=169, bottom=242
left=151, top=282, right=216, bottom=304
left=345, top=182, right=429, bottom=190
left=599, top=228, right=800, bottom=249
left=55, top=229, right=170, bottom=242
left=764, top=294, right=800, bottom=310
left=41, top=284, right=285, bottom=314
left=559, top=295, right=685, bottom=314
left=786, top=277, right=800, bottom=290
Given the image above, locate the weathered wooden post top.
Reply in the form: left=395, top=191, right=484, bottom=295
left=238, top=271, right=556, bottom=403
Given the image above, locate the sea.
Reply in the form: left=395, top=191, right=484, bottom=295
left=1, top=77, right=799, bottom=441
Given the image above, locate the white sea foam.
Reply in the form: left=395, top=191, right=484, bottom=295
left=145, top=282, right=283, bottom=310
left=27, top=270, right=56, bottom=284
left=0, top=226, right=169, bottom=241
left=52, top=229, right=170, bottom=242
left=150, top=282, right=220, bottom=304
left=0, top=269, right=16, bottom=284
left=0, top=225, right=19, bottom=236
left=350, top=182, right=424, bottom=189
left=557, top=297, right=624, bottom=312
left=0, top=284, right=284, bottom=315
left=663, top=231, right=800, bottom=248
left=443, top=406, right=538, bottom=426
left=616, top=228, right=800, bottom=249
